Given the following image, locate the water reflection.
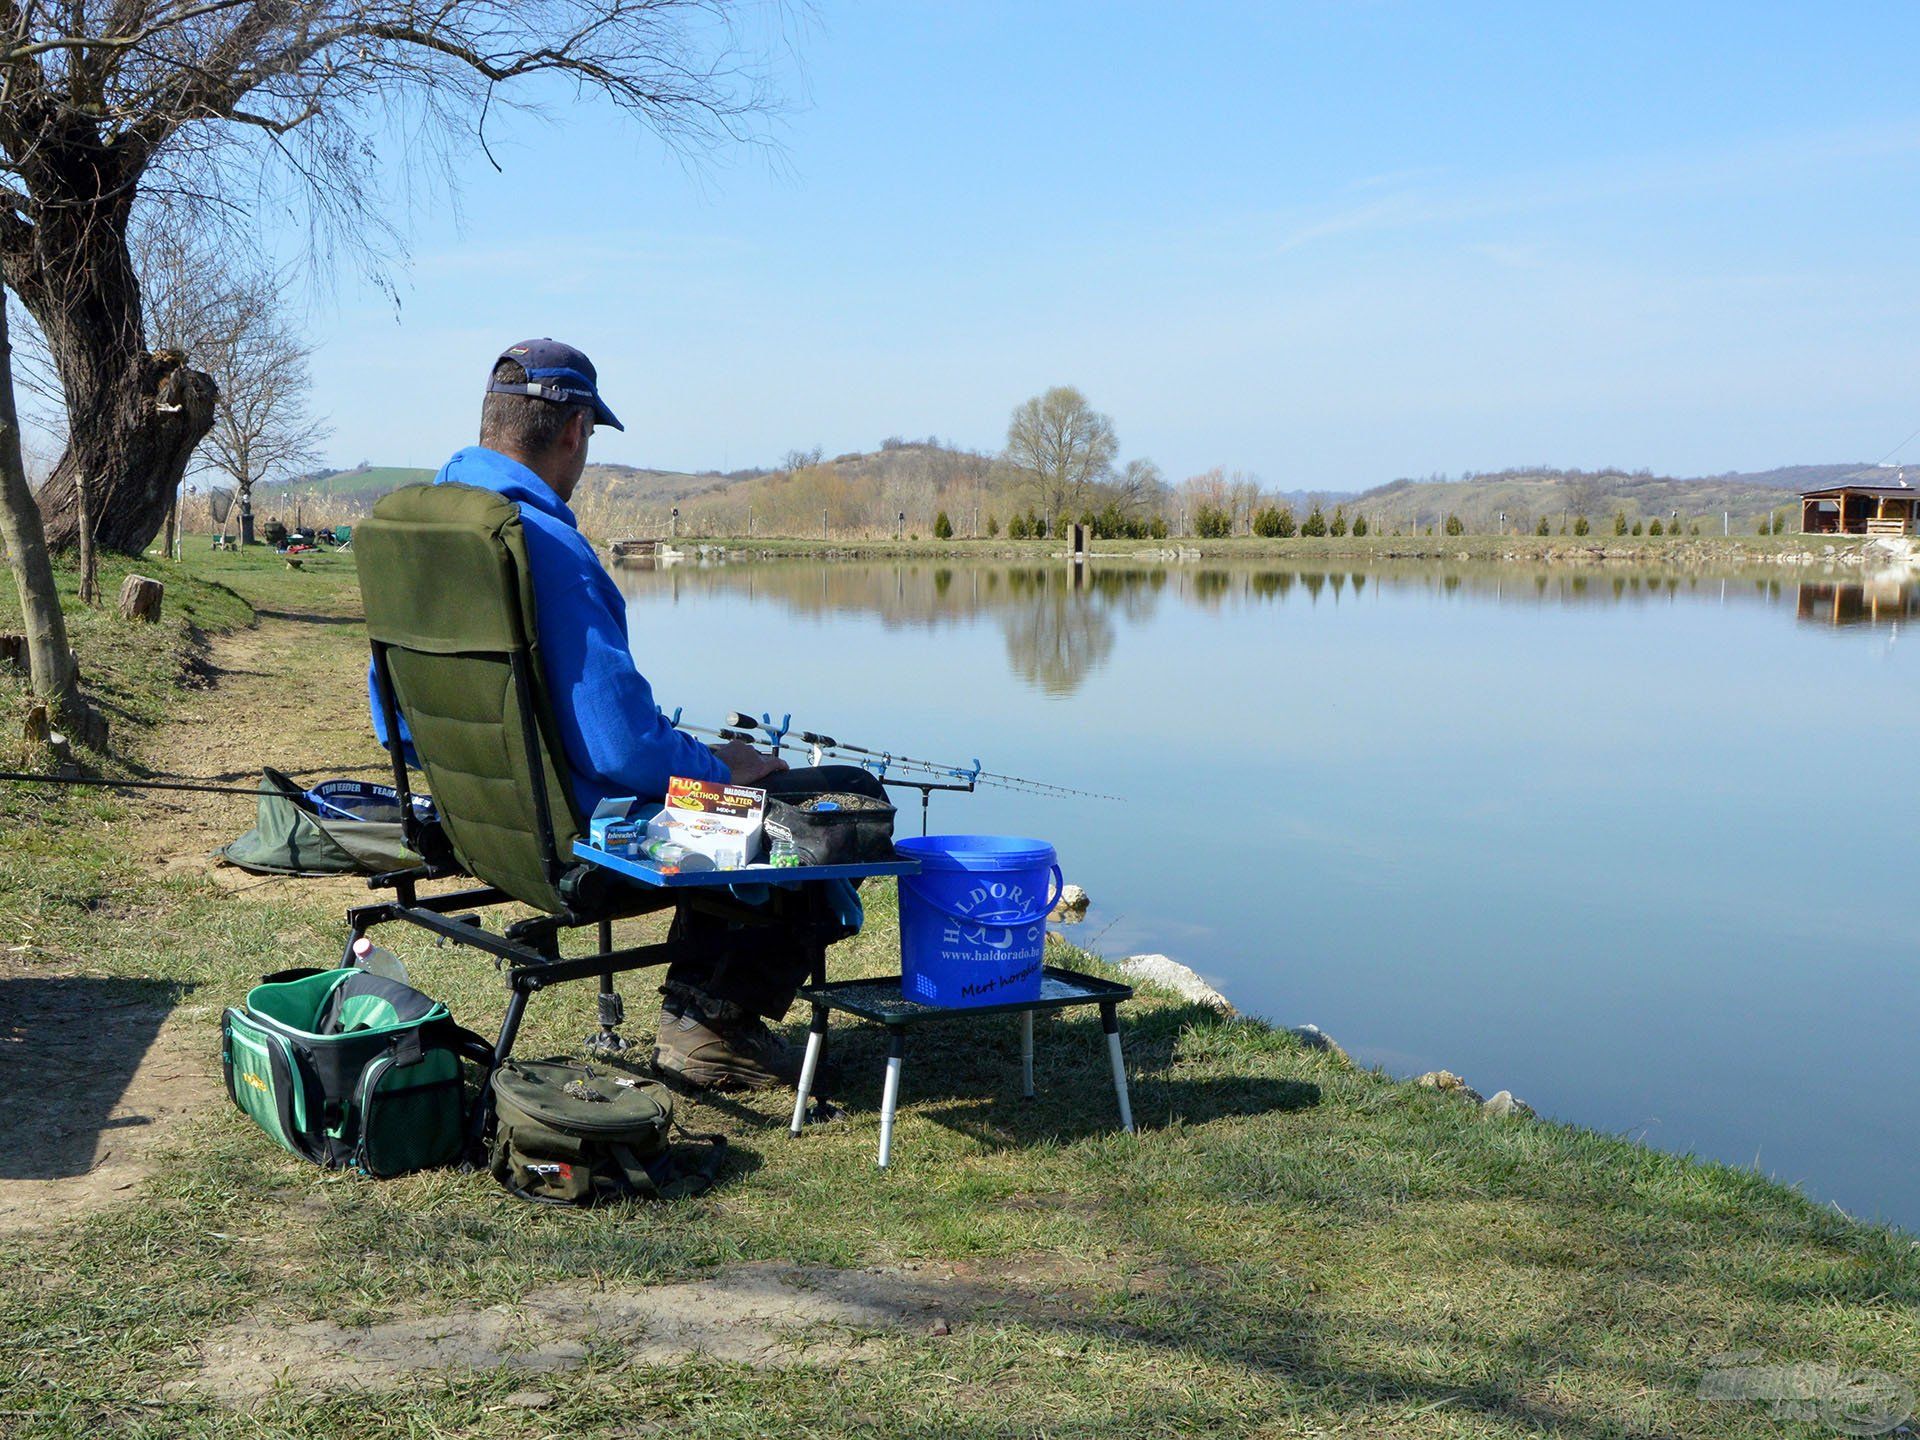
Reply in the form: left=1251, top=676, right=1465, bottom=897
left=613, top=558, right=1912, bottom=694
left=1795, top=579, right=1920, bottom=628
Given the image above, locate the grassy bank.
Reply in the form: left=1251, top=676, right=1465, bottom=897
left=1, top=549, right=1916, bottom=1438
left=661, top=531, right=1871, bottom=568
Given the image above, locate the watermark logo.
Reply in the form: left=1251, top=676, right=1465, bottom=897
left=1698, top=1350, right=1915, bottom=1436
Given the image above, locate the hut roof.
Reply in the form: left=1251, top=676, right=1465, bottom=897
left=1798, top=483, right=1920, bottom=500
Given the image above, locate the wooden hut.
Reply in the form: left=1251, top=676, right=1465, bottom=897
left=1799, top=482, right=1920, bottom=536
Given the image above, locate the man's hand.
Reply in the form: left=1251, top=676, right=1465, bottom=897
left=709, top=739, right=788, bottom=786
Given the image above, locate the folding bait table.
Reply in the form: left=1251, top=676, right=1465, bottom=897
left=788, top=967, right=1137, bottom=1168
left=570, top=844, right=1137, bottom=1169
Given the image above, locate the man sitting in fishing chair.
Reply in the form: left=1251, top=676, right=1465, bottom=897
left=359, top=338, right=888, bottom=1091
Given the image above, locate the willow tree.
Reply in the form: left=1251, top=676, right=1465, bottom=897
left=0, top=0, right=783, bottom=554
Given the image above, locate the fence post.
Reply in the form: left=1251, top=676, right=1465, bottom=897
left=822, top=509, right=828, bottom=541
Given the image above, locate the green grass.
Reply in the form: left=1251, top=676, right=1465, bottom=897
left=2, top=551, right=1916, bottom=1438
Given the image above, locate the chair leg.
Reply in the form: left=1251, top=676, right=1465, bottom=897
left=1101, top=1002, right=1135, bottom=1135
left=789, top=1004, right=829, bottom=1136
left=468, top=983, right=533, bottom=1152
left=1020, top=1011, right=1035, bottom=1099
left=877, top=1027, right=906, bottom=1168
left=587, top=919, right=629, bottom=1055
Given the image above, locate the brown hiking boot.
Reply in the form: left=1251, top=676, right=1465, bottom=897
left=652, top=1005, right=827, bottom=1092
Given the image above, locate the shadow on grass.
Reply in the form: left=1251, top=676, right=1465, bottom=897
left=252, top=609, right=365, bottom=627
left=925, top=1075, right=1321, bottom=1151
left=801, top=1001, right=1322, bottom=1149
left=0, top=975, right=191, bottom=1180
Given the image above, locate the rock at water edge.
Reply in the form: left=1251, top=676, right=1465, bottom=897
left=1288, top=1024, right=1350, bottom=1065
left=1416, top=1070, right=1485, bottom=1105
left=1114, top=954, right=1235, bottom=1014
left=1049, top=883, right=1091, bottom=923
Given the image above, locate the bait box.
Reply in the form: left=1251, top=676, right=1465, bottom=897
left=642, top=776, right=768, bottom=870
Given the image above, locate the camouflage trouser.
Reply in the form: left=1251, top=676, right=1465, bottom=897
left=661, top=765, right=885, bottom=1019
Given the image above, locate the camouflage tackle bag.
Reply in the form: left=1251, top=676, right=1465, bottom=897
left=487, top=1058, right=726, bottom=1205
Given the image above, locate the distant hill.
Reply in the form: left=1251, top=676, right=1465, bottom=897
left=279, top=465, right=434, bottom=497
left=247, top=450, right=1893, bottom=537
left=251, top=466, right=434, bottom=518
left=1349, top=463, right=1882, bottom=532
left=1695, top=463, right=1886, bottom=491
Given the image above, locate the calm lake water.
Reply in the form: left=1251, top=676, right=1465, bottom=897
left=617, top=557, right=1919, bottom=1231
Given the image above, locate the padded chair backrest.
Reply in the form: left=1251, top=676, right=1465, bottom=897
left=355, top=483, right=581, bottom=914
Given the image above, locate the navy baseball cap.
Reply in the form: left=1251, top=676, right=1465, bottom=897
left=487, top=338, right=624, bottom=432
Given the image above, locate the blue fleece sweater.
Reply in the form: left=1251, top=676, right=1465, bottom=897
left=369, top=446, right=730, bottom=812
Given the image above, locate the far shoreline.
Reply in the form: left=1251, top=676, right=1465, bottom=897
left=604, top=531, right=1894, bottom=570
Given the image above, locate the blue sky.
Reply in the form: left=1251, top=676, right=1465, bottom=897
left=290, top=2, right=1920, bottom=489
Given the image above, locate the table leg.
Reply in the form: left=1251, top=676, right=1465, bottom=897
left=1020, top=1011, right=1035, bottom=1099
left=1101, top=1002, right=1135, bottom=1134
left=789, top=1004, right=829, bottom=1137
left=877, top=1026, right=906, bottom=1168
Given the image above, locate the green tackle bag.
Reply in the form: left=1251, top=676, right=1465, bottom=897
left=488, top=1059, right=726, bottom=1206
left=221, top=968, right=490, bottom=1177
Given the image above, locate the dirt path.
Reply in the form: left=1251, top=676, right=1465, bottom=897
left=1, top=601, right=383, bottom=1233
left=143, top=605, right=392, bottom=891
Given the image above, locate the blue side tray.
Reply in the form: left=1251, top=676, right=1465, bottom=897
left=572, top=840, right=919, bottom=888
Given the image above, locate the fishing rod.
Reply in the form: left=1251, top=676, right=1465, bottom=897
left=0, top=770, right=372, bottom=822
left=661, top=709, right=1123, bottom=803
left=728, top=711, right=1124, bottom=802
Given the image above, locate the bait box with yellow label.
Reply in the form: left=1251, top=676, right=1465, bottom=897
left=642, top=776, right=768, bottom=870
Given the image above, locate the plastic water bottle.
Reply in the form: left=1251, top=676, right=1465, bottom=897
left=350, top=936, right=409, bottom=984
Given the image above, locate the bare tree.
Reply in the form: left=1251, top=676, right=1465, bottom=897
left=1004, top=386, right=1117, bottom=523
left=1107, top=457, right=1165, bottom=517
left=1, top=0, right=790, bottom=556
left=174, top=266, right=329, bottom=544
left=1564, top=474, right=1603, bottom=523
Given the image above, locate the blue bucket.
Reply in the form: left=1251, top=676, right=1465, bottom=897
left=895, top=835, right=1063, bottom=1008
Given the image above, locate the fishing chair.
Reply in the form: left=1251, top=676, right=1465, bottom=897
left=344, top=483, right=833, bottom=1137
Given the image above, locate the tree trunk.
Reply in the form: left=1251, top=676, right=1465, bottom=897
left=76, top=470, right=99, bottom=605
left=0, top=297, right=82, bottom=719
left=161, top=488, right=177, bottom=558
left=5, top=189, right=216, bottom=556
left=116, top=573, right=163, bottom=623
left=36, top=346, right=217, bottom=556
